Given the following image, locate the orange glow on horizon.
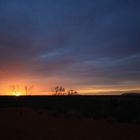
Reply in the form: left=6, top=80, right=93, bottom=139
left=8, top=91, right=25, bottom=96
left=78, top=87, right=140, bottom=95
left=0, top=78, right=140, bottom=95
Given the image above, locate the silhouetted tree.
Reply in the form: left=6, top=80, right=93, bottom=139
left=52, top=86, right=79, bottom=96
left=24, top=85, right=34, bottom=95
left=67, top=90, right=79, bottom=96
left=52, top=86, right=66, bottom=95
left=10, top=85, right=20, bottom=95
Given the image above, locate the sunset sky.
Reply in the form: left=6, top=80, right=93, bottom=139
left=0, top=0, right=140, bottom=95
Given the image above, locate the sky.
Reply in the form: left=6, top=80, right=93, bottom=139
left=0, top=0, right=140, bottom=95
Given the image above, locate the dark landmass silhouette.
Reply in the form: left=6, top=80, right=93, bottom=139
left=122, top=93, right=140, bottom=96
left=0, top=95, right=140, bottom=140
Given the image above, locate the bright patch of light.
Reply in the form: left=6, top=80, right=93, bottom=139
left=15, top=92, right=21, bottom=96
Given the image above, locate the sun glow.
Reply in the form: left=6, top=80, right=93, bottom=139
left=9, top=91, right=24, bottom=96
left=7, top=88, right=25, bottom=96
left=15, top=92, right=21, bottom=96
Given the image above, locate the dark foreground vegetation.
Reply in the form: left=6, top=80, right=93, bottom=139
left=0, top=95, right=140, bottom=123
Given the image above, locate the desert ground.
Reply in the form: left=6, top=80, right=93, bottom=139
left=0, top=107, right=139, bottom=140
left=0, top=96, right=140, bottom=140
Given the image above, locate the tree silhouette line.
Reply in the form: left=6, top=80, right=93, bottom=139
left=52, top=86, right=79, bottom=96
left=9, top=84, right=79, bottom=96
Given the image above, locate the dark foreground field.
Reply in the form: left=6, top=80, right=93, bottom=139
left=0, top=95, right=140, bottom=140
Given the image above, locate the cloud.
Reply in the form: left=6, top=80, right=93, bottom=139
left=0, top=0, right=140, bottom=93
